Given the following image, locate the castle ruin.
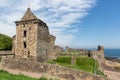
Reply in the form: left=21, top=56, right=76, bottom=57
left=12, top=8, right=56, bottom=62
left=0, top=7, right=108, bottom=80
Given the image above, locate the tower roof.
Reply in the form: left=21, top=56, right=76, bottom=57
left=21, top=8, right=38, bottom=21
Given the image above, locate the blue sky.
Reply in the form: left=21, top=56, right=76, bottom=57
left=71, top=0, right=120, bottom=49
left=0, top=0, right=120, bottom=49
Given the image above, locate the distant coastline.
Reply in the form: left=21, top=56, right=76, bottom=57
left=105, top=57, right=120, bottom=63
left=104, top=49, right=120, bottom=63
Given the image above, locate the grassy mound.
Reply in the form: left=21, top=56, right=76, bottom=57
left=0, top=34, right=12, bottom=50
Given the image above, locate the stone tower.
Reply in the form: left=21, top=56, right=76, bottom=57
left=13, top=8, right=55, bottom=62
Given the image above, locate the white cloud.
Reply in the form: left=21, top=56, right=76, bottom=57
left=0, top=0, right=10, bottom=7
left=0, top=0, right=96, bottom=47
left=0, top=22, right=15, bottom=36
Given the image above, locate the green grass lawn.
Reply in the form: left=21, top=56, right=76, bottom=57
left=0, top=70, right=47, bottom=80
left=48, top=56, right=104, bottom=76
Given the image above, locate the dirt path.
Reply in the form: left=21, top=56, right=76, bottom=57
left=3, top=68, right=43, bottom=78
left=104, top=70, right=120, bottom=80
left=103, top=60, right=120, bottom=80
left=0, top=63, right=44, bottom=78
left=0, top=63, right=56, bottom=79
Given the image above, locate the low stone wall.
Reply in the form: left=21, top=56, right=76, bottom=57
left=54, top=45, right=64, bottom=52
left=58, top=53, right=88, bottom=57
left=0, top=51, right=12, bottom=54
left=0, top=51, right=13, bottom=58
left=66, top=47, right=88, bottom=54
left=1, top=57, right=108, bottom=80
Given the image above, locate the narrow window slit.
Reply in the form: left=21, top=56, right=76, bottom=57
left=23, top=42, right=27, bottom=48
left=24, top=30, right=27, bottom=37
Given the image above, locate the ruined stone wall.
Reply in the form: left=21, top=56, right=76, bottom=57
left=49, top=35, right=56, bottom=53
left=54, top=45, right=64, bottom=53
left=37, top=40, right=50, bottom=62
left=1, top=57, right=108, bottom=80
left=36, top=23, right=56, bottom=62
left=66, top=47, right=88, bottom=55
left=53, top=47, right=89, bottom=59
left=37, top=24, right=50, bottom=62
left=0, top=51, right=13, bottom=59
left=12, top=36, right=15, bottom=54
left=58, top=53, right=88, bottom=57
left=91, top=46, right=105, bottom=72
left=0, top=51, right=12, bottom=54
left=48, top=35, right=56, bottom=60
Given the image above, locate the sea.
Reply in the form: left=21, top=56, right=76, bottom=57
left=104, top=49, right=120, bottom=59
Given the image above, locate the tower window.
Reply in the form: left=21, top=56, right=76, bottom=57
left=23, top=24, right=25, bottom=27
left=23, top=42, right=27, bottom=48
left=28, top=51, right=30, bottom=58
left=24, top=30, right=27, bottom=37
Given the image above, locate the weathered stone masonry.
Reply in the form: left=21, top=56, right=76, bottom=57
left=12, top=8, right=55, bottom=61
left=1, top=57, right=108, bottom=80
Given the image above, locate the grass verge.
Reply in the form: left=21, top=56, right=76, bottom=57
left=0, top=70, right=48, bottom=80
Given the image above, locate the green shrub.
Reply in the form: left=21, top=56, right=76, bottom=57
left=0, top=34, right=12, bottom=50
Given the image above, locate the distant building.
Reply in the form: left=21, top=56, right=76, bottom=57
left=12, top=8, right=56, bottom=62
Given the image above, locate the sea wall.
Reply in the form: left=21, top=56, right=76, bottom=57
left=1, top=57, right=108, bottom=80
